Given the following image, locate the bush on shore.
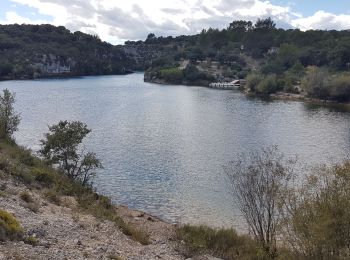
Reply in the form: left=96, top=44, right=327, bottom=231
left=255, top=74, right=281, bottom=95
left=177, top=225, right=302, bottom=260
left=302, top=66, right=350, bottom=102
left=281, top=161, right=350, bottom=259
left=177, top=225, right=261, bottom=259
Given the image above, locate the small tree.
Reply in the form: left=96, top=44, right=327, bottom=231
left=225, top=146, right=296, bottom=257
left=0, top=89, right=21, bottom=139
left=39, top=120, right=102, bottom=186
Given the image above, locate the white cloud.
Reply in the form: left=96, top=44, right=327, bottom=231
left=1, top=11, right=48, bottom=24
left=9, top=0, right=68, bottom=24
left=291, top=10, right=350, bottom=31
left=1, top=0, right=350, bottom=44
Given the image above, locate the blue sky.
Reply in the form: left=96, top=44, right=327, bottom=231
left=271, top=0, right=350, bottom=16
left=0, top=0, right=51, bottom=21
left=1, top=0, right=350, bottom=44
left=0, top=0, right=54, bottom=24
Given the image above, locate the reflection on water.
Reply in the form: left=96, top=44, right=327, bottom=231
left=0, top=73, right=349, bottom=228
left=303, top=102, right=350, bottom=113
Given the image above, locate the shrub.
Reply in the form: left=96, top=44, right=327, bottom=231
left=245, top=73, right=264, bottom=92
left=301, top=66, right=330, bottom=99
left=255, top=74, right=280, bottom=95
left=327, top=74, right=350, bottom=102
left=225, top=146, right=297, bottom=257
left=25, top=202, right=40, bottom=213
left=158, top=67, right=184, bottom=83
left=33, top=168, right=55, bottom=186
left=24, top=235, right=39, bottom=246
left=302, top=67, right=350, bottom=101
left=77, top=193, right=149, bottom=245
left=20, top=191, right=34, bottom=203
left=0, top=209, right=23, bottom=241
left=16, top=171, right=35, bottom=185
left=18, top=148, right=35, bottom=166
left=177, top=225, right=260, bottom=259
left=281, top=161, right=350, bottom=258
left=0, top=158, right=10, bottom=172
left=44, top=190, right=60, bottom=205
left=20, top=191, right=40, bottom=213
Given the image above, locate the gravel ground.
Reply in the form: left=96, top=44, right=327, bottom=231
left=0, top=177, right=186, bottom=260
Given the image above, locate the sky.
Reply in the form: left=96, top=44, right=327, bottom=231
left=1, top=0, right=350, bottom=44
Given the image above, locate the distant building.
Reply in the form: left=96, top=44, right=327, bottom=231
left=32, top=62, right=71, bottom=74
left=46, top=63, right=70, bottom=74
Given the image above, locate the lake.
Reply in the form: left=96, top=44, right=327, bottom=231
left=1, top=73, right=349, bottom=228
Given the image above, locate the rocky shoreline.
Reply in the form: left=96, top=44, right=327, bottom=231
left=270, top=92, right=350, bottom=108
left=0, top=177, right=181, bottom=260
left=0, top=165, right=223, bottom=260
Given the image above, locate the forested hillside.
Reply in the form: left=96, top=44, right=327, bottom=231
left=143, top=18, right=350, bottom=101
left=0, top=24, right=135, bottom=79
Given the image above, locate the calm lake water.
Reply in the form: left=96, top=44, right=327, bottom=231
left=1, top=73, right=350, bottom=228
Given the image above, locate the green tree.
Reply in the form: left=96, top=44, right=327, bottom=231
left=183, top=64, right=200, bottom=81
left=277, top=44, right=299, bottom=69
left=254, top=17, right=276, bottom=30
left=0, top=89, right=21, bottom=139
left=289, top=61, right=305, bottom=79
left=228, top=20, right=253, bottom=32
left=39, top=120, right=102, bottom=186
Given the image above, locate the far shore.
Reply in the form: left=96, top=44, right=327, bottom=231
left=1, top=72, right=349, bottom=109
left=145, top=77, right=350, bottom=109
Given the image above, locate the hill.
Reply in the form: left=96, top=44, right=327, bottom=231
left=0, top=24, right=136, bottom=80
left=141, top=18, right=350, bottom=102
